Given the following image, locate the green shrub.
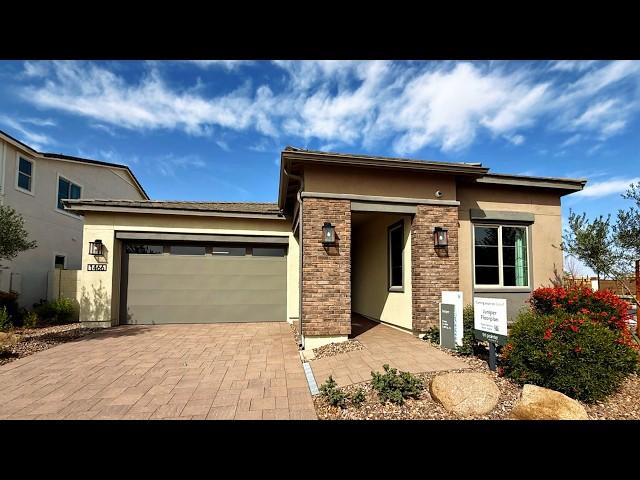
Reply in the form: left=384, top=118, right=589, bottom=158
left=34, top=297, right=77, bottom=325
left=503, top=310, right=638, bottom=403
left=0, top=306, right=11, bottom=330
left=424, top=326, right=440, bottom=344
left=23, top=311, right=38, bottom=328
left=456, top=305, right=479, bottom=356
left=319, top=376, right=348, bottom=409
left=0, top=291, right=19, bottom=325
left=350, top=388, right=366, bottom=408
left=370, top=364, right=424, bottom=405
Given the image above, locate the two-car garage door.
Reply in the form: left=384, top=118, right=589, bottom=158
left=123, top=243, right=287, bottom=325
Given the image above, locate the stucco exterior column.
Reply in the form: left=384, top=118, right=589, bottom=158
left=411, top=205, right=459, bottom=333
left=301, top=198, right=351, bottom=343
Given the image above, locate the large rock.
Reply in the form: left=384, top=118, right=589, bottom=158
left=511, top=384, right=589, bottom=420
left=430, top=372, right=500, bottom=416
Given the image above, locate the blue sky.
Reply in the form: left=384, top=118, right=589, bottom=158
left=0, top=60, right=638, bottom=271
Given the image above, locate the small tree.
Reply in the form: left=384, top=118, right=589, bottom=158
left=0, top=205, right=37, bottom=263
left=615, top=182, right=640, bottom=258
left=562, top=210, right=622, bottom=290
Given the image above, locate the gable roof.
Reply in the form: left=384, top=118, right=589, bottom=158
left=0, top=128, right=149, bottom=200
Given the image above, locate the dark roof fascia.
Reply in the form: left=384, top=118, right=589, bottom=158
left=281, top=149, right=489, bottom=175
left=63, top=200, right=285, bottom=220
left=476, top=173, right=587, bottom=192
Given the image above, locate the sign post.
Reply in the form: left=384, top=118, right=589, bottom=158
left=473, top=297, right=508, bottom=371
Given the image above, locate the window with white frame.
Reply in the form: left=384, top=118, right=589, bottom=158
left=474, top=225, right=529, bottom=287
left=17, top=156, right=33, bottom=192
left=57, top=176, right=82, bottom=210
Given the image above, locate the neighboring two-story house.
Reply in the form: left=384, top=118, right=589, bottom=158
left=0, top=129, right=148, bottom=308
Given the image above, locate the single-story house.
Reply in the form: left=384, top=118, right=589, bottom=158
left=64, top=147, right=586, bottom=350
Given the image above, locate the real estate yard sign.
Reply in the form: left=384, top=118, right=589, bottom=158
left=441, top=291, right=463, bottom=348
left=439, top=303, right=456, bottom=350
left=473, top=297, right=508, bottom=346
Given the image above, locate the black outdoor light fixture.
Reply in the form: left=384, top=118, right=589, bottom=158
left=322, top=222, right=336, bottom=245
left=433, top=227, right=448, bottom=249
left=89, top=239, right=104, bottom=256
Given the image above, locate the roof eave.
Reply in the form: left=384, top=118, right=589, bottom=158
left=476, top=175, right=587, bottom=193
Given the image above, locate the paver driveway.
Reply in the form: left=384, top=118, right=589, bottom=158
left=0, top=323, right=316, bottom=420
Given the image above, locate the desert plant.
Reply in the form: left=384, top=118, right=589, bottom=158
left=456, top=304, right=479, bottom=356
left=502, top=310, right=638, bottom=403
left=350, top=388, right=366, bottom=408
left=0, top=291, right=19, bottom=323
left=0, top=331, right=19, bottom=358
left=319, top=376, right=348, bottom=409
left=424, top=326, right=440, bottom=344
left=529, top=285, right=635, bottom=347
left=34, top=297, right=78, bottom=325
left=0, top=306, right=11, bottom=330
left=23, top=311, right=38, bottom=328
left=370, top=364, right=424, bottom=405
left=0, top=205, right=37, bottom=262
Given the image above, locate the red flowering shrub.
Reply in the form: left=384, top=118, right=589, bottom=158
left=529, top=286, right=636, bottom=348
left=502, top=310, right=638, bottom=402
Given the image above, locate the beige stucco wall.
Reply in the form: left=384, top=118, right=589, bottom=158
left=303, top=164, right=457, bottom=201
left=457, top=183, right=564, bottom=307
left=352, top=213, right=413, bottom=330
left=78, top=211, right=299, bottom=327
left=0, top=138, right=146, bottom=307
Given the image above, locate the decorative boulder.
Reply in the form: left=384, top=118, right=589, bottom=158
left=510, top=384, right=589, bottom=420
left=430, top=372, right=500, bottom=416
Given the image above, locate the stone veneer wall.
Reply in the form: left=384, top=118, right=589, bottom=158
left=411, top=205, right=459, bottom=332
left=301, top=198, right=351, bottom=337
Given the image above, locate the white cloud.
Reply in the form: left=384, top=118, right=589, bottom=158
left=186, top=60, right=255, bottom=71
left=379, top=63, right=550, bottom=153
left=155, top=154, right=206, bottom=177
left=0, top=115, right=55, bottom=150
left=505, top=134, right=525, bottom=145
left=16, top=60, right=640, bottom=156
left=560, top=134, right=582, bottom=148
left=22, top=61, right=49, bottom=77
left=549, top=60, right=596, bottom=72
left=22, top=117, right=57, bottom=127
left=574, top=177, right=640, bottom=198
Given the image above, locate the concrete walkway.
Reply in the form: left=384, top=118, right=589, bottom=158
left=309, top=316, right=468, bottom=387
left=0, top=323, right=316, bottom=420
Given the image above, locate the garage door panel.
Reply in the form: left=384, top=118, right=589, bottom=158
left=127, top=289, right=285, bottom=306
left=125, top=249, right=287, bottom=324
left=128, top=273, right=286, bottom=291
left=126, top=303, right=286, bottom=324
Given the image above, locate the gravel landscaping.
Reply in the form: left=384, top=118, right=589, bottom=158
left=313, top=340, right=640, bottom=420
left=0, top=324, right=101, bottom=366
left=312, top=339, right=365, bottom=360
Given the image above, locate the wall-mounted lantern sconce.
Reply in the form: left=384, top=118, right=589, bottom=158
left=89, top=239, right=104, bottom=256
left=433, top=227, right=448, bottom=249
left=322, top=222, right=336, bottom=245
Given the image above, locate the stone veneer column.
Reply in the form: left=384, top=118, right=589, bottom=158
left=301, top=198, right=351, bottom=337
left=411, top=205, right=459, bottom=333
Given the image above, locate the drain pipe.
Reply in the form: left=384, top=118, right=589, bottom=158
left=284, top=168, right=304, bottom=349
